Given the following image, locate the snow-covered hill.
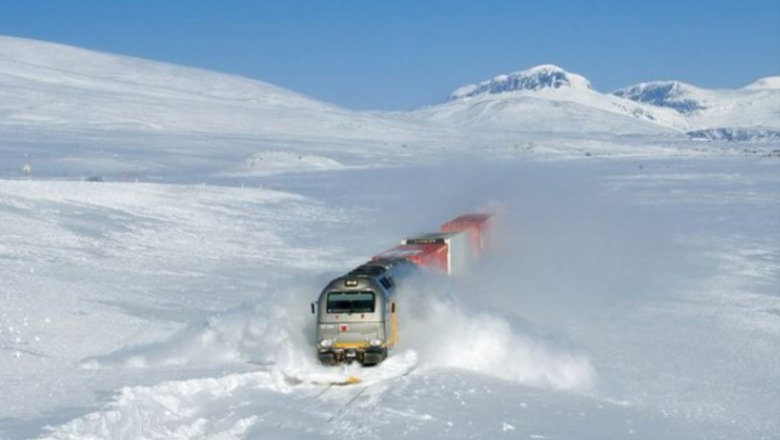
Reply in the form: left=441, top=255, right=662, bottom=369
left=0, top=36, right=468, bottom=180
left=412, top=65, right=688, bottom=136
left=615, top=78, right=780, bottom=141
left=0, top=36, right=329, bottom=132
left=412, top=65, right=779, bottom=142
left=448, top=64, right=595, bottom=98
left=2, top=36, right=776, bottom=149
left=0, top=35, right=444, bottom=149
left=613, top=81, right=709, bottom=114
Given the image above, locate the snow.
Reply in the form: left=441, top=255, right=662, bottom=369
left=421, top=66, right=690, bottom=135
left=744, top=76, right=780, bottom=90
left=0, top=36, right=778, bottom=440
left=432, top=66, right=780, bottom=141
left=448, top=64, right=594, bottom=100
left=2, top=159, right=777, bottom=440
left=614, top=78, right=780, bottom=137
left=399, top=284, right=596, bottom=391
left=613, top=81, right=708, bottom=114
left=233, top=151, right=346, bottom=176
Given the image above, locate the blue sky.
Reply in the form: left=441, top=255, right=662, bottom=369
left=1, top=0, right=778, bottom=110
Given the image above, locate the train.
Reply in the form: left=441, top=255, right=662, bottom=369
left=311, top=212, right=494, bottom=366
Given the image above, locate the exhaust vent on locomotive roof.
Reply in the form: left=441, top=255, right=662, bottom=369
left=348, top=264, right=389, bottom=277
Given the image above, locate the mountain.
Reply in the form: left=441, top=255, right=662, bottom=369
left=0, top=36, right=459, bottom=179
left=745, top=76, right=780, bottom=90
left=415, top=64, right=779, bottom=142
left=0, top=36, right=776, bottom=147
left=0, top=35, right=427, bottom=142
left=614, top=78, right=780, bottom=141
left=613, top=81, right=707, bottom=114
left=413, top=65, right=687, bottom=136
left=448, top=64, right=594, bottom=99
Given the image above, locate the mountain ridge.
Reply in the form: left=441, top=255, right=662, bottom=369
left=0, top=34, right=438, bottom=145
left=613, top=81, right=708, bottom=114
left=433, top=65, right=779, bottom=140
left=448, top=64, right=593, bottom=100
left=1, top=35, right=777, bottom=142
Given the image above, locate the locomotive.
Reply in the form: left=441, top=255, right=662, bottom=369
left=311, top=212, right=494, bottom=366
left=311, top=258, right=417, bottom=366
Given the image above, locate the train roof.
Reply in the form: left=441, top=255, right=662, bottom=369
left=348, top=258, right=415, bottom=277
left=444, top=212, right=494, bottom=224
left=317, top=258, right=416, bottom=300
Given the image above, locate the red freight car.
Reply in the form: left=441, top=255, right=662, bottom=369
left=372, top=243, right=448, bottom=273
left=402, top=231, right=470, bottom=275
left=441, top=213, right=494, bottom=257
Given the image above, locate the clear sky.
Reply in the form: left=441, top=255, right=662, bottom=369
left=1, top=0, right=778, bottom=110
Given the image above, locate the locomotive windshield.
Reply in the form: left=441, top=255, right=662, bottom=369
left=326, top=291, right=375, bottom=314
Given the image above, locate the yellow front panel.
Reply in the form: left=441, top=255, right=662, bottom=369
left=389, top=300, right=398, bottom=347
left=333, top=341, right=368, bottom=349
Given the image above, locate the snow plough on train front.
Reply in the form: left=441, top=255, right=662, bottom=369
left=311, top=212, right=495, bottom=366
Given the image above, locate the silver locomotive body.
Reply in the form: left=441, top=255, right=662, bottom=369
left=313, top=259, right=416, bottom=366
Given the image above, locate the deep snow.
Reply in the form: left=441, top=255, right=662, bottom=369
left=1, top=156, right=778, bottom=440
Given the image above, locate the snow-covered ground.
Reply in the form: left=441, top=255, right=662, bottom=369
left=1, top=153, right=778, bottom=440
left=0, top=36, right=778, bottom=440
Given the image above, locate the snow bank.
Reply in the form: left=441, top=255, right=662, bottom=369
left=82, top=286, right=317, bottom=374
left=39, top=372, right=267, bottom=440
left=237, top=151, right=345, bottom=175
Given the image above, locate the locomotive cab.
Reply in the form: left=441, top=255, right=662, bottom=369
left=313, top=259, right=415, bottom=366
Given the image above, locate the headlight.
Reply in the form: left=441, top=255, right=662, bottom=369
left=369, top=338, right=383, bottom=347
left=319, top=339, right=333, bottom=348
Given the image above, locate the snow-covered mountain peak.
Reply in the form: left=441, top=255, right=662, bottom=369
left=744, top=76, right=780, bottom=90
left=448, top=64, right=593, bottom=100
left=613, top=80, right=707, bottom=114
